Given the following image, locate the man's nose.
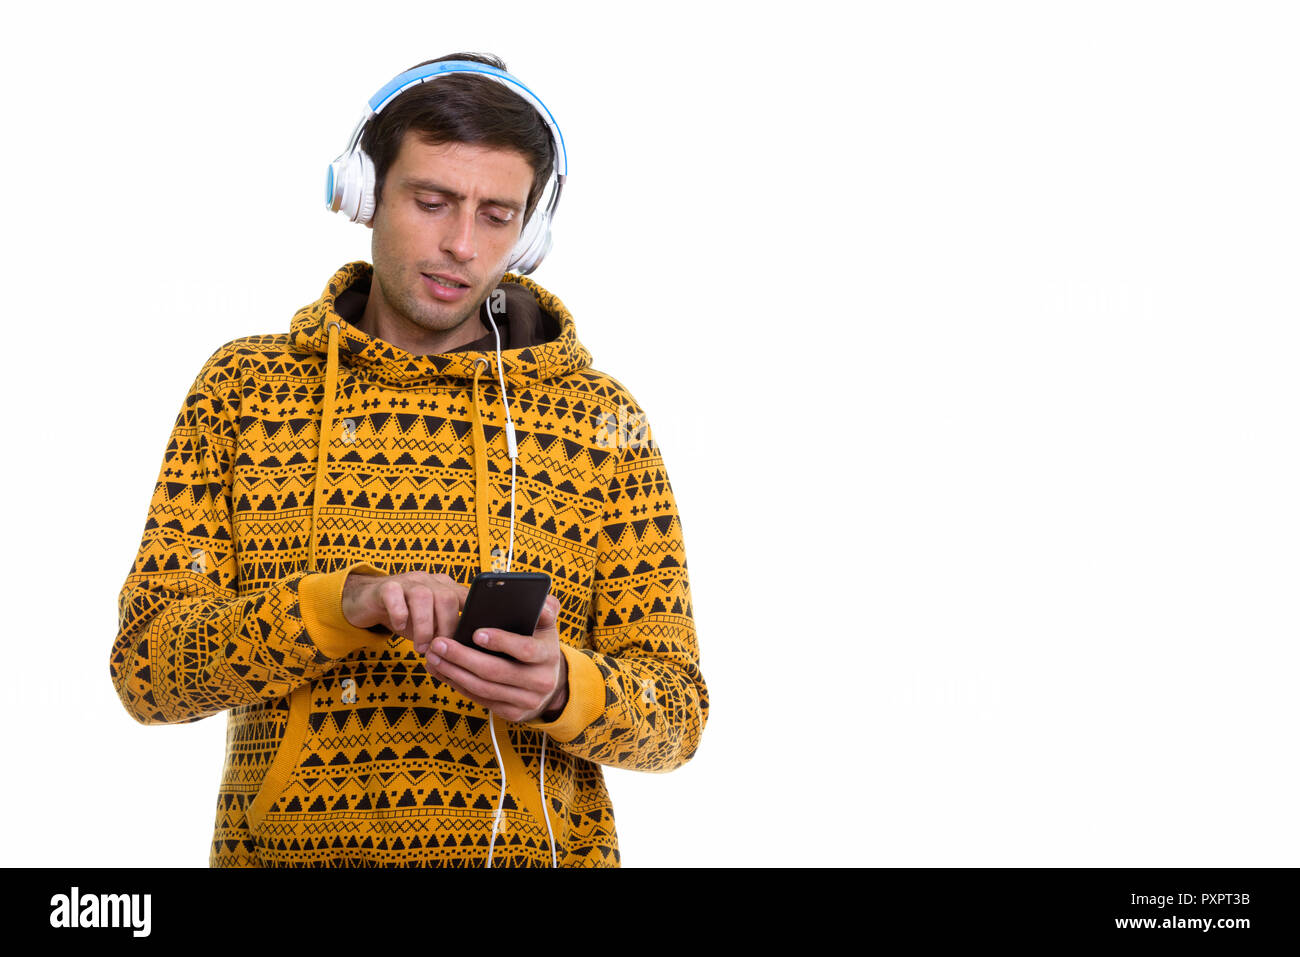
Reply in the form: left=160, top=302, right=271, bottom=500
left=441, top=207, right=477, bottom=262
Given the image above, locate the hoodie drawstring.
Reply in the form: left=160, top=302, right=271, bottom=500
left=310, top=318, right=343, bottom=572
left=470, top=356, right=493, bottom=573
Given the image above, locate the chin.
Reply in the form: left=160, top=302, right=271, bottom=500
left=419, top=293, right=483, bottom=332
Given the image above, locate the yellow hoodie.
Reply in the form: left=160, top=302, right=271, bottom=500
left=111, top=261, right=707, bottom=867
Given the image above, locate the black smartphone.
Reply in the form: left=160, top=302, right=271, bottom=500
left=451, top=571, right=552, bottom=659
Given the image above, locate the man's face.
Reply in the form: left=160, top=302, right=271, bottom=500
left=368, top=131, right=534, bottom=340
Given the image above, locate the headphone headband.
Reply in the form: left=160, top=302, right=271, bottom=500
left=326, top=60, right=566, bottom=274
left=367, top=61, right=567, bottom=178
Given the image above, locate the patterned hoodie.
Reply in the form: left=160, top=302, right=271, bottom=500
left=111, top=261, right=707, bottom=867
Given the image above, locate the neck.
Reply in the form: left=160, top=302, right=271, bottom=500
left=356, top=292, right=487, bottom=356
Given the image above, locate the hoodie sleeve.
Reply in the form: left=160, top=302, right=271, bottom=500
left=110, top=347, right=390, bottom=726
left=526, top=393, right=708, bottom=772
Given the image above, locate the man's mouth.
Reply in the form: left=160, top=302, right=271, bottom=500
left=422, top=272, right=470, bottom=291
left=420, top=272, right=474, bottom=303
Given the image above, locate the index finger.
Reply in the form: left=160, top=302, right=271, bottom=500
left=422, top=572, right=470, bottom=606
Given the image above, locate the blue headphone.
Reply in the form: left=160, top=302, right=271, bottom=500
left=326, top=61, right=568, bottom=275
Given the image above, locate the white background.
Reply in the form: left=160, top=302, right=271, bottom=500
left=1, top=0, right=1297, bottom=867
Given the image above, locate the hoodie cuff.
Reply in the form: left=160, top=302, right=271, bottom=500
left=525, top=644, right=605, bottom=742
left=299, top=561, right=392, bottom=659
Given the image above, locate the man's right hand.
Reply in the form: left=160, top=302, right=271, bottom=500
left=341, top=571, right=469, bottom=654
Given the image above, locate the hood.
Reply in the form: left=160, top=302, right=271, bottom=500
left=291, top=261, right=593, bottom=577
left=290, top=260, right=591, bottom=386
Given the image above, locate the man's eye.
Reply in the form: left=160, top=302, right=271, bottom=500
left=416, top=201, right=444, bottom=212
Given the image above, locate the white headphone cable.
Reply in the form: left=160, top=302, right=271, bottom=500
left=483, top=295, right=557, bottom=868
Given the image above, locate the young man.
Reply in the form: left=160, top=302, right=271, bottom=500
left=111, top=54, right=707, bottom=867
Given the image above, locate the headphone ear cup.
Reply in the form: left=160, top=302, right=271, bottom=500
left=330, top=148, right=376, bottom=224
left=355, top=149, right=377, bottom=226
left=332, top=149, right=361, bottom=222
left=528, top=229, right=554, bottom=274
left=326, top=151, right=355, bottom=218
left=508, top=207, right=552, bottom=275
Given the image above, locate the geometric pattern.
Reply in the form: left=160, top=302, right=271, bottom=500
left=110, top=261, right=708, bottom=867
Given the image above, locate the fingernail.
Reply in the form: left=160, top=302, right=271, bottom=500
left=433, top=639, right=446, bottom=656
left=475, top=631, right=490, bottom=646
left=427, top=651, right=441, bottom=666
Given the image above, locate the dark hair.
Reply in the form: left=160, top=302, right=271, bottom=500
left=360, top=53, right=555, bottom=220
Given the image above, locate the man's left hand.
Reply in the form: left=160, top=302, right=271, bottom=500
left=423, top=595, right=568, bottom=723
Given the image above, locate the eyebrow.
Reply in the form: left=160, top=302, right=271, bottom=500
left=400, top=177, right=524, bottom=213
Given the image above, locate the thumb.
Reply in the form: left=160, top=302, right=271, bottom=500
left=538, top=594, right=560, bottom=630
